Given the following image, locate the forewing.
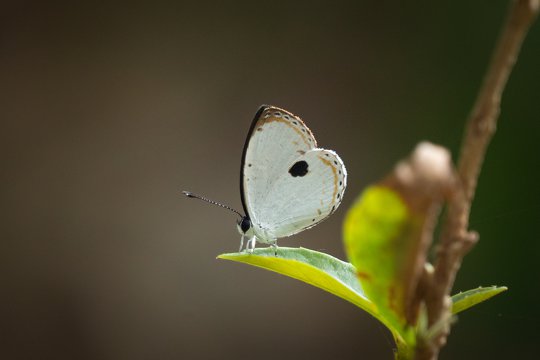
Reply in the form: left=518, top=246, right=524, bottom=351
left=241, top=106, right=317, bottom=227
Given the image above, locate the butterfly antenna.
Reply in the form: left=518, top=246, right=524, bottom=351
left=182, top=191, right=243, bottom=218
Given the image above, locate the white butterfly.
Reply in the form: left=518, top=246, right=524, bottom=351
left=185, top=105, right=347, bottom=252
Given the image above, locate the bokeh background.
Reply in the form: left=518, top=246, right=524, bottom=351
left=2, top=1, right=539, bottom=359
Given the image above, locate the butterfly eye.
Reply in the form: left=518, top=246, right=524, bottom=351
left=239, top=217, right=251, bottom=233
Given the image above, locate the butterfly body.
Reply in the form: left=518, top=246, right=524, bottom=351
left=238, top=105, right=347, bottom=250
left=184, top=105, right=347, bottom=252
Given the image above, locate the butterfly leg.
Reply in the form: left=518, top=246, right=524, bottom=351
left=239, top=235, right=246, bottom=252
left=270, top=240, right=278, bottom=257
left=247, top=236, right=257, bottom=253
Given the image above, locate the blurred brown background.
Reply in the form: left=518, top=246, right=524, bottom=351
left=1, top=1, right=539, bottom=359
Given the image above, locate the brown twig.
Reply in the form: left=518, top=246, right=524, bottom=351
left=418, top=1, right=539, bottom=359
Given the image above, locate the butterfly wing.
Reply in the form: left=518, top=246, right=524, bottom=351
left=254, top=149, right=347, bottom=239
left=241, top=105, right=347, bottom=241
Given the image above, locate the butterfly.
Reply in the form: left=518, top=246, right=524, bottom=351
left=184, top=105, right=347, bottom=253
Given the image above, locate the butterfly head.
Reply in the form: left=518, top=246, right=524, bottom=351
left=237, top=216, right=254, bottom=237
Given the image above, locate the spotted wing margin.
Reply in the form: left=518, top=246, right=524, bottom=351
left=240, top=105, right=317, bottom=228
left=258, top=149, right=347, bottom=239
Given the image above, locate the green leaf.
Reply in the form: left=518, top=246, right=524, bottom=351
left=218, top=247, right=377, bottom=316
left=451, top=286, right=508, bottom=314
left=343, top=185, right=422, bottom=331
left=219, top=247, right=414, bottom=341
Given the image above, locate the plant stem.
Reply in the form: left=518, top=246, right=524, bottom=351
left=419, top=1, right=539, bottom=359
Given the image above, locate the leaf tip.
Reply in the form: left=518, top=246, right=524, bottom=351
left=451, top=285, right=509, bottom=315
left=217, top=252, right=241, bottom=260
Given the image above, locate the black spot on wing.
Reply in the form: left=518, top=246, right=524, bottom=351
left=289, top=160, right=309, bottom=177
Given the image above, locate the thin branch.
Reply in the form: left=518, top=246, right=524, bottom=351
left=419, top=1, right=539, bottom=359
